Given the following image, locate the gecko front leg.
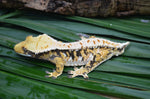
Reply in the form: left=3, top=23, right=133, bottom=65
left=46, top=57, right=65, bottom=79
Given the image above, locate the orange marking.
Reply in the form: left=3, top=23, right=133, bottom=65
left=45, top=45, right=48, bottom=48
left=68, top=45, right=70, bottom=48
left=97, top=39, right=100, bottom=42
left=63, top=44, right=65, bottom=46
left=103, top=40, right=105, bottom=44
left=58, top=44, right=61, bottom=47
left=87, top=40, right=90, bottom=43
left=80, top=42, right=83, bottom=45
left=75, top=58, right=78, bottom=61
left=93, top=40, right=96, bottom=44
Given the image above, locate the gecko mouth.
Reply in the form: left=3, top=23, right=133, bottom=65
left=22, top=47, right=36, bottom=57
left=17, top=53, right=32, bottom=57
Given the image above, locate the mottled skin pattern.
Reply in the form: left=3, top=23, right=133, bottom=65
left=23, top=46, right=114, bottom=79
left=14, top=34, right=129, bottom=79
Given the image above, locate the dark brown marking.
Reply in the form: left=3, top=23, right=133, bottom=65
left=90, top=61, right=95, bottom=67
left=56, top=67, right=60, bottom=73
left=62, top=50, right=68, bottom=57
left=89, top=47, right=93, bottom=50
left=118, top=48, right=123, bottom=52
left=22, top=47, right=28, bottom=54
left=83, top=72, right=87, bottom=75
left=76, top=49, right=82, bottom=57
left=69, top=50, right=74, bottom=60
left=107, top=52, right=112, bottom=56
left=34, top=52, right=45, bottom=59
left=98, top=46, right=101, bottom=49
left=97, top=53, right=101, bottom=56
left=93, top=55, right=96, bottom=61
left=82, top=57, right=84, bottom=61
left=55, top=49, right=61, bottom=56
left=112, top=47, right=115, bottom=50
left=84, top=49, right=87, bottom=55
left=105, top=46, right=109, bottom=49
left=28, top=51, right=35, bottom=57
left=22, top=47, right=37, bottom=57
left=101, top=58, right=104, bottom=61
left=86, top=66, right=92, bottom=71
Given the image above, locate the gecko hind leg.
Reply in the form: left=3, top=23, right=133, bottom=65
left=45, top=57, right=65, bottom=79
left=68, top=60, right=100, bottom=79
left=68, top=54, right=103, bottom=79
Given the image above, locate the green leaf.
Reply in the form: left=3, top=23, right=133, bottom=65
left=1, top=56, right=150, bottom=99
left=0, top=9, right=150, bottom=99
left=0, top=18, right=79, bottom=41
left=66, top=16, right=150, bottom=38
left=0, top=10, right=21, bottom=19
left=0, top=71, right=105, bottom=99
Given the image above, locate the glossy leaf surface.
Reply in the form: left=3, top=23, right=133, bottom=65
left=0, top=10, right=150, bottom=99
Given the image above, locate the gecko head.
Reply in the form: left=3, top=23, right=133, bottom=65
left=114, top=42, right=130, bottom=56
left=14, top=35, right=35, bottom=55
left=14, top=34, right=57, bottom=55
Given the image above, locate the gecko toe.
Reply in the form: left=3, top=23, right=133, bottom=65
left=84, top=76, right=89, bottom=80
left=68, top=70, right=73, bottom=74
left=45, top=70, right=51, bottom=74
left=45, top=75, right=50, bottom=78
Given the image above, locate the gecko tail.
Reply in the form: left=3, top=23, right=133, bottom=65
left=122, top=41, right=130, bottom=48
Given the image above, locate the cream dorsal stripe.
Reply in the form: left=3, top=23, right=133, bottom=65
left=22, top=34, right=129, bottom=54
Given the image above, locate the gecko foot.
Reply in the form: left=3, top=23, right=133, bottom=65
left=68, top=67, right=89, bottom=79
left=45, top=70, right=58, bottom=79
